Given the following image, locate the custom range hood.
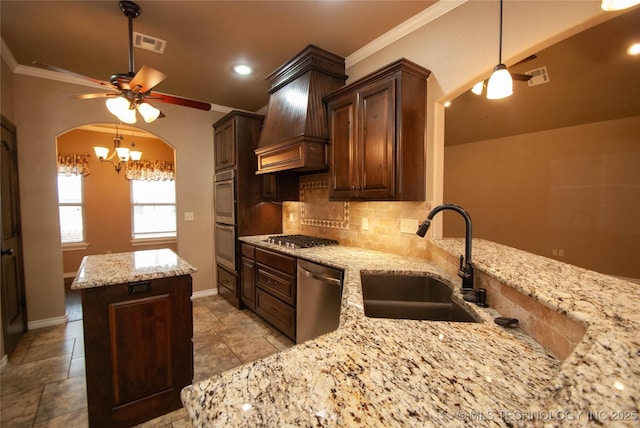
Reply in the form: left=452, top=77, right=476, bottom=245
left=255, top=45, right=347, bottom=174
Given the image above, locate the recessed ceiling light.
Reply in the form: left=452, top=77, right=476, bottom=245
left=627, top=42, right=640, bottom=56
left=233, top=64, right=253, bottom=75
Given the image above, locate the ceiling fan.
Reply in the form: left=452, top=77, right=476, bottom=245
left=33, top=0, right=211, bottom=123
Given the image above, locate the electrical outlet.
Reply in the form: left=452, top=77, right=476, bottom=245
left=184, top=212, right=194, bottom=221
left=400, top=218, right=418, bottom=234
left=362, top=217, right=369, bottom=231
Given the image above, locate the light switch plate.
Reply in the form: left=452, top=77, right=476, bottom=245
left=362, top=217, right=369, bottom=231
left=400, top=218, right=417, bottom=234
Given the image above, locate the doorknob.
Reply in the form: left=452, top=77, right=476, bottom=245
left=1, top=248, right=14, bottom=256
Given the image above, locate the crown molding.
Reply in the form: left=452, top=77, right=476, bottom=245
left=346, top=0, right=468, bottom=68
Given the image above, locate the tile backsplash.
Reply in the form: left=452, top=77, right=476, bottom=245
left=283, top=173, right=432, bottom=259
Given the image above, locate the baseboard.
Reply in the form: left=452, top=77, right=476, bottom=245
left=1, top=354, right=8, bottom=370
left=192, top=288, right=218, bottom=300
left=28, top=314, right=68, bottom=330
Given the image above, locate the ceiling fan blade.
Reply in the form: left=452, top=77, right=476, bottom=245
left=129, top=65, right=167, bottom=93
left=69, top=92, right=120, bottom=100
left=511, top=54, right=537, bottom=68
left=32, top=62, right=116, bottom=89
left=511, top=73, right=533, bottom=81
left=150, top=92, right=212, bottom=111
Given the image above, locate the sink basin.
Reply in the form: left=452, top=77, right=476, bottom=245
left=360, top=273, right=477, bottom=322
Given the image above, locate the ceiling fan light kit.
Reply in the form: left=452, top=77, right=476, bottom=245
left=32, top=0, right=211, bottom=124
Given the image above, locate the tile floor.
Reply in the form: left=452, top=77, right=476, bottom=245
left=0, top=294, right=295, bottom=427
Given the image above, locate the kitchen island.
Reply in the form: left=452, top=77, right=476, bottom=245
left=72, top=248, right=196, bottom=428
left=181, top=237, right=639, bottom=427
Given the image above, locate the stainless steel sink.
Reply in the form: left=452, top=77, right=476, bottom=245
left=360, top=273, right=477, bottom=322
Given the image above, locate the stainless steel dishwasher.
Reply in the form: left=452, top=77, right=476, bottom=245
left=296, top=259, right=344, bottom=344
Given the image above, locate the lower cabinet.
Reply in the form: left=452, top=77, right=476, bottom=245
left=216, top=263, right=239, bottom=307
left=81, top=275, right=193, bottom=428
left=242, top=245, right=297, bottom=341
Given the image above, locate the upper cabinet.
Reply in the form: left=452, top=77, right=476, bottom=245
left=325, top=59, right=431, bottom=201
left=214, top=117, right=236, bottom=172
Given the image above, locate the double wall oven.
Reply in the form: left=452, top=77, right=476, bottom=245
left=214, top=169, right=236, bottom=272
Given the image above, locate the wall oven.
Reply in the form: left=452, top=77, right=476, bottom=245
left=214, top=169, right=236, bottom=225
left=215, top=169, right=236, bottom=272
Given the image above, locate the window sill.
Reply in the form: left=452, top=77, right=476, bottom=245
left=62, top=242, right=89, bottom=251
left=130, top=237, right=177, bottom=247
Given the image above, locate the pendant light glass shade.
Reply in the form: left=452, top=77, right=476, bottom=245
left=486, top=64, right=513, bottom=99
left=129, top=150, right=143, bottom=161
left=138, top=102, right=161, bottom=123
left=601, top=0, right=640, bottom=10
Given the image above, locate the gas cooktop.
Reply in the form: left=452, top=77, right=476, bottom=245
left=265, top=234, right=339, bottom=249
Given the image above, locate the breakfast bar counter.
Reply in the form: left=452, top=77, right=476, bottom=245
left=181, top=237, right=639, bottom=427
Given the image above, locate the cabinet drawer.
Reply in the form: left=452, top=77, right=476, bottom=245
left=217, top=265, right=237, bottom=295
left=256, top=264, right=295, bottom=305
left=240, top=243, right=255, bottom=259
left=255, top=248, right=296, bottom=275
left=255, top=289, right=295, bottom=340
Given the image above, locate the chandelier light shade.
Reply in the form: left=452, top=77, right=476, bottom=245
left=130, top=150, right=143, bottom=161
left=601, top=0, right=640, bottom=10
left=93, top=146, right=110, bottom=159
left=471, top=81, right=484, bottom=95
left=486, top=0, right=513, bottom=100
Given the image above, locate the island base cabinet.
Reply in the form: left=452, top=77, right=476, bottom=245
left=81, top=275, right=193, bottom=428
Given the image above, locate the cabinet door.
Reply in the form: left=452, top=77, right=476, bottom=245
left=328, top=95, right=357, bottom=199
left=240, top=256, right=256, bottom=310
left=214, top=118, right=235, bottom=171
left=358, top=76, right=396, bottom=199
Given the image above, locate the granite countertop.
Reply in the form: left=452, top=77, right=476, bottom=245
left=71, top=248, right=197, bottom=290
left=181, top=236, right=639, bottom=427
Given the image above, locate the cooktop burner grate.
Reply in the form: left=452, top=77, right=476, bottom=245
left=265, top=234, right=339, bottom=249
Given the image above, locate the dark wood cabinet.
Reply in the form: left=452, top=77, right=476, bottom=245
left=325, top=58, right=431, bottom=201
left=214, top=118, right=235, bottom=171
left=249, top=247, right=297, bottom=340
left=213, top=111, right=285, bottom=308
left=240, top=243, right=256, bottom=310
left=81, top=275, right=193, bottom=428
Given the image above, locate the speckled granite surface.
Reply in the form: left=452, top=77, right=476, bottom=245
left=181, top=237, right=639, bottom=427
left=71, top=248, right=197, bottom=290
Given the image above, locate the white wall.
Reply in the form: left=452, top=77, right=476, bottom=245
left=12, top=73, right=224, bottom=324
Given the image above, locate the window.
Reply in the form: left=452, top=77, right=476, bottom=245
left=57, top=174, right=85, bottom=243
left=131, top=180, right=176, bottom=239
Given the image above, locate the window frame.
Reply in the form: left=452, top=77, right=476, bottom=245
left=57, top=173, right=89, bottom=249
left=130, top=179, right=177, bottom=242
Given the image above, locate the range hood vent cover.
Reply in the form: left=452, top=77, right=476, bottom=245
left=255, top=45, right=347, bottom=175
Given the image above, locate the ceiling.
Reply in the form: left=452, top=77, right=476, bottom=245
left=0, top=0, right=435, bottom=113
left=445, top=6, right=640, bottom=146
left=2, top=1, right=638, bottom=143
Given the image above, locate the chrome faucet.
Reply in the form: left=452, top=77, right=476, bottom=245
left=417, top=203, right=474, bottom=289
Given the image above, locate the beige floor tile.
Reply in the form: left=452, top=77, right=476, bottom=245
left=0, top=386, right=42, bottom=425
left=32, top=407, right=88, bottom=428
left=229, top=335, right=281, bottom=363
left=0, top=354, right=71, bottom=396
left=35, top=375, right=87, bottom=423
left=21, top=339, right=75, bottom=364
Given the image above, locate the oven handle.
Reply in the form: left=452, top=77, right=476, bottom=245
left=298, top=266, right=342, bottom=286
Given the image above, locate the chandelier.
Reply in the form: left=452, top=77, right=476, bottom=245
left=93, top=125, right=142, bottom=173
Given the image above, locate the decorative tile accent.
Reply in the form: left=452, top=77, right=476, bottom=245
left=300, top=179, right=349, bottom=229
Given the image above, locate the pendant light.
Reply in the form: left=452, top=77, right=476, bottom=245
left=486, top=0, right=513, bottom=100
left=601, top=0, right=640, bottom=11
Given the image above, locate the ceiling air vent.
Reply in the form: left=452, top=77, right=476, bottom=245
left=133, top=31, right=166, bottom=54
left=526, top=66, right=550, bottom=87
